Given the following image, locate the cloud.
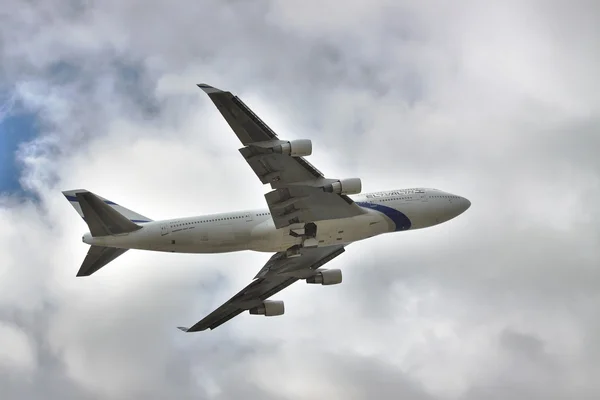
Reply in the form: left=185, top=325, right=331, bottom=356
left=0, top=321, right=36, bottom=374
left=1, top=0, right=600, bottom=399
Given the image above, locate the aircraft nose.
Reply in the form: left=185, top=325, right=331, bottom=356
left=452, top=196, right=471, bottom=215
left=462, top=197, right=471, bottom=212
left=434, top=192, right=471, bottom=224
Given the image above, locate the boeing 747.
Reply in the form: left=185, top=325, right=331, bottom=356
left=63, top=84, right=471, bottom=332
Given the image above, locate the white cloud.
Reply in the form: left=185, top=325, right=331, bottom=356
left=1, top=0, right=600, bottom=399
left=0, top=322, right=36, bottom=374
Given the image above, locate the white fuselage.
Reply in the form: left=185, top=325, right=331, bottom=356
left=83, top=188, right=471, bottom=253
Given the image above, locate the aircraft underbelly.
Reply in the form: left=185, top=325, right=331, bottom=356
left=248, top=212, right=389, bottom=252
left=314, top=212, right=389, bottom=246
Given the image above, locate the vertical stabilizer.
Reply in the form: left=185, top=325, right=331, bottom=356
left=62, top=189, right=153, bottom=224
left=62, top=189, right=152, bottom=236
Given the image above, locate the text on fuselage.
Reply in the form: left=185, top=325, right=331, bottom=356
left=365, top=189, right=425, bottom=199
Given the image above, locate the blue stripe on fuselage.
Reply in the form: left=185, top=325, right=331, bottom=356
left=356, top=201, right=411, bottom=231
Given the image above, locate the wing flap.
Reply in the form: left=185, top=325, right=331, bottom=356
left=239, top=145, right=322, bottom=185
left=265, top=187, right=364, bottom=229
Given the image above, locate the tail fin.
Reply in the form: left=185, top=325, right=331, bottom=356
left=62, top=189, right=153, bottom=237
left=63, top=189, right=151, bottom=276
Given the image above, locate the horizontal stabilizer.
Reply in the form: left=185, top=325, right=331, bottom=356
left=62, top=190, right=150, bottom=237
left=78, top=245, right=128, bottom=277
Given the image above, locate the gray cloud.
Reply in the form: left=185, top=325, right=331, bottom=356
left=1, top=0, right=600, bottom=399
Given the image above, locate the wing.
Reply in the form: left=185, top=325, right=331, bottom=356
left=178, top=245, right=345, bottom=332
left=197, top=83, right=365, bottom=228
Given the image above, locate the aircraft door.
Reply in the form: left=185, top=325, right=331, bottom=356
left=245, top=212, right=253, bottom=222
left=160, top=222, right=171, bottom=236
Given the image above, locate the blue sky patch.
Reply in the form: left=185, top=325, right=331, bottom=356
left=0, top=107, right=40, bottom=195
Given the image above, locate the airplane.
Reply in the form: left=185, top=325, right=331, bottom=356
left=62, top=83, right=471, bottom=332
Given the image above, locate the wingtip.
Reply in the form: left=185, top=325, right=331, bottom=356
left=177, top=326, right=190, bottom=332
left=196, top=83, right=223, bottom=94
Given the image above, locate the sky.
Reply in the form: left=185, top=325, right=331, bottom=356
left=1, top=0, right=600, bottom=399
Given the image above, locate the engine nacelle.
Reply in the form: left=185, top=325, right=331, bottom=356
left=306, top=269, right=343, bottom=285
left=324, top=178, right=362, bottom=195
left=249, top=300, right=285, bottom=316
left=273, top=139, right=312, bottom=157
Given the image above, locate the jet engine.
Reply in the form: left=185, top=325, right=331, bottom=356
left=272, top=139, right=312, bottom=157
left=249, top=300, right=285, bottom=316
left=324, top=178, right=362, bottom=195
left=306, top=269, right=343, bottom=285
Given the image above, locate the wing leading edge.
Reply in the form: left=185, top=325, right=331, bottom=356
left=178, top=245, right=345, bottom=332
